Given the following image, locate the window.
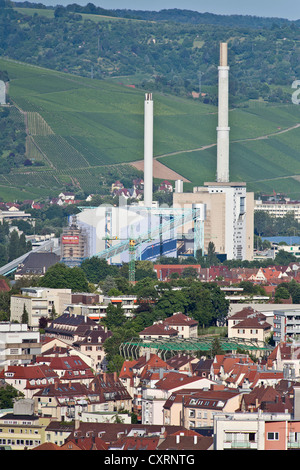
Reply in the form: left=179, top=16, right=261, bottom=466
left=267, top=432, right=279, bottom=440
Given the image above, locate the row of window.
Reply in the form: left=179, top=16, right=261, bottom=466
left=0, top=438, right=41, bottom=447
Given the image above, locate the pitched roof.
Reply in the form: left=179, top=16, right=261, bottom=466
left=89, top=373, right=132, bottom=402
left=154, top=371, right=207, bottom=391
left=157, top=434, right=213, bottom=450
left=231, top=316, right=271, bottom=330
left=139, top=323, right=178, bottom=336
left=16, top=252, right=60, bottom=275
left=67, top=423, right=188, bottom=445
left=0, top=364, right=58, bottom=381
left=33, top=380, right=92, bottom=398
left=61, top=436, right=108, bottom=450
left=163, top=312, right=198, bottom=327
left=109, top=436, right=160, bottom=451
left=166, top=354, right=197, bottom=370
left=32, top=442, right=62, bottom=450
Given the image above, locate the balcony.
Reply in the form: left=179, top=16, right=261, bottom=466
left=224, top=440, right=257, bottom=449
left=288, top=441, right=300, bottom=449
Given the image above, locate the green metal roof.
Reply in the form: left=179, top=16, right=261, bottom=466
left=120, top=336, right=273, bottom=359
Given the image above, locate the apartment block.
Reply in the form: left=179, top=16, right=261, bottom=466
left=273, top=309, right=300, bottom=345
left=10, top=287, right=72, bottom=328
left=0, top=322, right=41, bottom=368
left=213, top=410, right=300, bottom=450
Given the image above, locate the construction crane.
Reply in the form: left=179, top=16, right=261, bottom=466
left=97, top=206, right=204, bottom=282
left=102, top=235, right=153, bottom=283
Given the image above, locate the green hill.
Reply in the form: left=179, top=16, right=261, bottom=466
left=1, top=57, right=300, bottom=200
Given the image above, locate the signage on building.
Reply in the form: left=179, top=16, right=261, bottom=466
left=62, top=235, right=79, bottom=245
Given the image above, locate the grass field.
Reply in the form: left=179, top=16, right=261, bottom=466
left=1, top=57, right=300, bottom=200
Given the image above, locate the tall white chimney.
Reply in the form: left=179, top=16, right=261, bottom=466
left=216, top=42, right=230, bottom=183
left=144, top=93, right=153, bottom=207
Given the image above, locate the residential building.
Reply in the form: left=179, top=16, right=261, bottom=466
left=227, top=306, right=272, bottom=347
left=44, top=420, right=74, bottom=447
left=10, top=287, right=72, bottom=329
left=14, top=252, right=60, bottom=279
left=163, top=312, right=198, bottom=339
left=89, top=372, right=132, bottom=414
left=142, top=372, right=215, bottom=426
left=64, top=294, right=138, bottom=321
left=0, top=364, right=59, bottom=399
left=139, top=312, right=198, bottom=342
left=254, top=198, right=300, bottom=222
left=239, top=384, right=293, bottom=414
left=44, top=313, right=98, bottom=344
left=72, top=326, right=112, bottom=372
left=119, top=354, right=170, bottom=421
left=0, top=322, right=41, bottom=367
left=139, top=323, right=178, bottom=341
left=154, top=264, right=202, bottom=281
left=213, top=410, right=300, bottom=450
left=267, top=342, right=300, bottom=378
left=0, top=399, right=51, bottom=450
left=166, top=354, right=199, bottom=374
left=163, top=385, right=242, bottom=429
left=273, top=309, right=300, bottom=344
left=33, top=381, right=99, bottom=421
left=34, top=355, right=95, bottom=386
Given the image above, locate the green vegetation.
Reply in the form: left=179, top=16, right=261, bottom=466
left=0, top=3, right=299, bottom=199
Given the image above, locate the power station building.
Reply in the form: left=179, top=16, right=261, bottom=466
left=73, top=42, right=254, bottom=264
left=174, top=42, right=254, bottom=261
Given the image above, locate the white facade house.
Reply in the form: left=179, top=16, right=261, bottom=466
left=214, top=411, right=286, bottom=450
left=0, top=322, right=41, bottom=367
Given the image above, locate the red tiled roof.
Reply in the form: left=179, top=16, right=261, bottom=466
left=154, top=371, right=207, bottom=391
left=163, top=312, right=198, bottom=327
left=139, top=323, right=178, bottom=336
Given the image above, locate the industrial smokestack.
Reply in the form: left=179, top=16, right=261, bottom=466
left=144, top=93, right=153, bottom=207
left=216, top=42, right=230, bottom=183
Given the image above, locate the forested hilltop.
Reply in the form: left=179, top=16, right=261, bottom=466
left=1, top=0, right=300, bottom=104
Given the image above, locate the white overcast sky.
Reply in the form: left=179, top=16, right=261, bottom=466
left=34, top=0, right=300, bottom=20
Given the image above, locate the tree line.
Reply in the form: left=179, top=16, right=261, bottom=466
left=1, top=3, right=299, bottom=105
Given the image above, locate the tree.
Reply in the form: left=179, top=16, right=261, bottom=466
left=81, top=257, right=118, bottom=284
left=184, top=282, right=214, bottom=327
left=50, top=304, right=57, bottom=320
left=39, top=263, right=89, bottom=291
left=103, top=303, right=126, bottom=330
left=210, top=337, right=223, bottom=357
left=21, top=304, right=28, bottom=324
left=274, top=286, right=290, bottom=302
left=274, top=250, right=297, bottom=265
left=101, top=275, right=117, bottom=296
left=155, top=289, right=188, bottom=318
left=0, top=385, right=24, bottom=409
left=133, top=278, right=158, bottom=303
left=206, top=242, right=219, bottom=266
